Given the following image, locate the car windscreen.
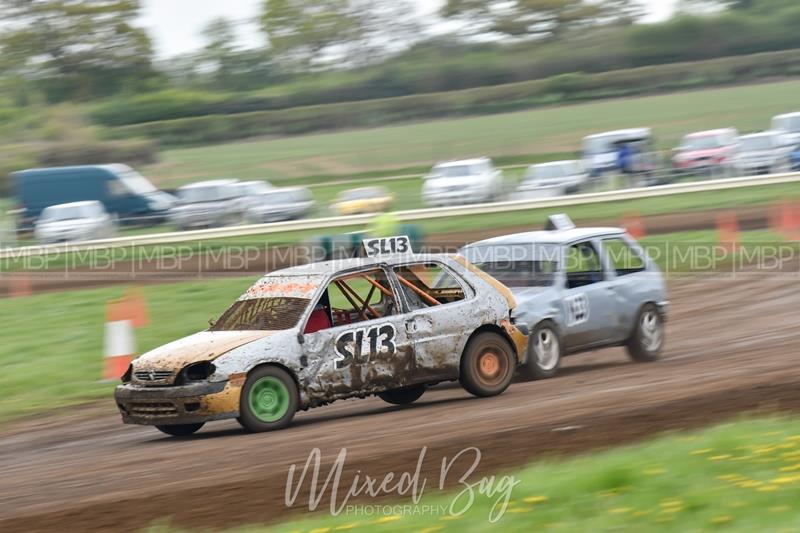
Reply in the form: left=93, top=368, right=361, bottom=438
left=41, top=205, right=95, bottom=221
left=210, top=297, right=310, bottom=331
left=179, top=186, right=230, bottom=203
left=774, top=116, right=800, bottom=133
left=681, top=135, right=724, bottom=151
left=116, top=169, right=157, bottom=195
left=461, top=244, right=560, bottom=287
left=740, top=136, right=774, bottom=151
left=526, top=164, right=570, bottom=181
left=340, top=188, right=382, bottom=201
left=583, top=137, right=614, bottom=155
left=432, top=164, right=479, bottom=178
left=262, top=191, right=301, bottom=204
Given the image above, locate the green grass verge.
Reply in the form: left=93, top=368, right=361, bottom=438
left=215, top=417, right=800, bottom=533
left=0, top=277, right=252, bottom=423
left=143, top=80, right=800, bottom=188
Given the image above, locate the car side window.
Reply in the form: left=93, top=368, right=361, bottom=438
left=107, top=180, right=127, bottom=198
left=305, top=269, right=397, bottom=334
left=393, top=263, right=466, bottom=311
left=565, top=242, right=604, bottom=289
left=603, top=238, right=646, bottom=276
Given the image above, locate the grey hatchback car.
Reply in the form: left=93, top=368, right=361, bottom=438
left=460, top=215, right=668, bottom=379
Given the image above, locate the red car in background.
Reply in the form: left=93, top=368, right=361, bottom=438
left=673, top=128, right=740, bottom=176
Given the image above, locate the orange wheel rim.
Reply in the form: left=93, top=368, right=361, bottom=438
left=479, top=351, right=501, bottom=378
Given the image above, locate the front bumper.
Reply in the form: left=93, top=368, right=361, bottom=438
left=424, top=191, right=488, bottom=206
left=115, top=380, right=242, bottom=426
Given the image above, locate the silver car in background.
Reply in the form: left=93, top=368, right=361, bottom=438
left=772, top=112, right=800, bottom=146
left=34, top=201, right=116, bottom=244
left=460, top=215, right=667, bottom=380
left=245, top=186, right=315, bottom=223
left=233, top=180, right=273, bottom=212
left=736, top=131, right=793, bottom=175
left=422, top=157, right=504, bottom=206
left=517, top=160, right=588, bottom=198
left=170, top=179, right=246, bottom=230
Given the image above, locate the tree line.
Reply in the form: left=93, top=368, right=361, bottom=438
left=2, top=0, right=797, bottom=104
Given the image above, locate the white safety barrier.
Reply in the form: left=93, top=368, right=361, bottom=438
left=2, top=171, right=799, bottom=260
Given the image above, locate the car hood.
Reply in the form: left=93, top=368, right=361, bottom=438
left=134, top=330, right=276, bottom=371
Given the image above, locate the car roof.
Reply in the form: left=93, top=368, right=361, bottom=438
left=267, top=254, right=453, bottom=277
left=774, top=112, right=800, bottom=119
left=44, top=200, right=102, bottom=209
left=685, top=128, right=736, bottom=137
left=465, top=227, right=625, bottom=247
left=262, top=186, right=307, bottom=194
left=740, top=130, right=779, bottom=139
left=179, top=179, right=239, bottom=189
left=530, top=160, right=579, bottom=168
left=435, top=158, right=490, bottom=167
left=583, top=128, right=650, bottom=140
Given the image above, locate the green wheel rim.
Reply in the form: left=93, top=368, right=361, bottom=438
left=248, top=376, right=290, bottom=423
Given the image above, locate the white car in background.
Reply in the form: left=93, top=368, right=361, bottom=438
left=736, top=131, right=794, bottom=175
left=772, top=112, right=800, bottom=146
left=170, top=179, right=246, bottom=230
left=34, top=201, right=116, bottom=244
left=517, top=160, right=588, bottom=198
left=245, top=187, right=315, bottom=223
left=422, top=157, right=504, bottom=206
left=233, top=180, right=273, bottom=212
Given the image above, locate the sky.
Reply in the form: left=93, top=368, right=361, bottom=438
left=139, top=0, right=680, bottom=59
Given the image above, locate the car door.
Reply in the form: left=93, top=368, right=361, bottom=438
left=391, top=262, right=473, bottom=383
left=600, top=236, right=656, bottom=342
left=302, top=267, right=414, bottom=396
left=561, top=240, right=619, bottom=350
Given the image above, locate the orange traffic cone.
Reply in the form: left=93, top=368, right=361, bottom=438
left=103, top=297, right=138, bottom=381
left=124, top=288, right=150, bottom=328
left=622, top=213, right=646, bottom=240
left=717, top=211, right=739, bottom=254
left=778, top=202, right=800, bottom=241
left=9, top=272, right=32, bottom=298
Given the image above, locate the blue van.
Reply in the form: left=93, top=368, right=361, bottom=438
left=13, top=164, right=175, bottom=228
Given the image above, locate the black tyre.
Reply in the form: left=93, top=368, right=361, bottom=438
left=155, top=423, right=204, bottom=437
left=627, top=303, right=665, bottom=362
left=459, top=332, right=515, bottom=397
left=520, top=321, right=562, bottom=380
left=237, top=366, right=298, bottom=432
left=378, top=385, right=425, bottom=405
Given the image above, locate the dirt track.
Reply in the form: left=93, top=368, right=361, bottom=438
left=2, top=272, right=800, bottom=532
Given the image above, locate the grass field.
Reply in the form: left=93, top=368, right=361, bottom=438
left=230, top=416, right=800, bottom=533
left=0, top=228, right=787, bottom=423
left=143, top=80, right=800, bottom=188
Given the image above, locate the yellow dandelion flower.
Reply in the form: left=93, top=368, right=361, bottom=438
left=608, top=507, right=633, bottom=514
left=334, top=524, right=360, bottom=531
left=771, top=475, right=800, bottom=485
left=310, top=528, right=331, bottom=533
left=660, top=500, right=684, bottom=508
left=711, top=515, right=733, bottom=524
left=757, top=485, right=780, bottom=492
left=779, top=463, right=800, bottom=472
left=769, top=506, right=790, bottom=513
left=524, top=495, right=549, bottom=504
left=507, top=508, right=532, bottom=514
left=440, top=515, right=462, bottom=521
left=632, top=510, right=652, bottom=517
left=709, top=454, right=732, bottom=461
left=690, top=448, right=713, bottom=455
left=417, top=528, right=445, bottom=533
left=644, top=468, right=666, bottom=475
left=374, top=516, right=402, bottom=524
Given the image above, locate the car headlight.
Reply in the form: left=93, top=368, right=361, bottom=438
left=178, top=361, right=216, bottom=384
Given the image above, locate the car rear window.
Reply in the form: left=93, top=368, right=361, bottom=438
left=211, top=297, right=309, bottom=331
